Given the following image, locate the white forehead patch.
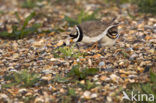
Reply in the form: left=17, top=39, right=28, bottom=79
left=73, top=26, right=81, bottom=42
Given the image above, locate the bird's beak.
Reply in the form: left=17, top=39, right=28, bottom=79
left=112, top=35, right=117, bottom=39
left=70, top=39, right=73, bottom=42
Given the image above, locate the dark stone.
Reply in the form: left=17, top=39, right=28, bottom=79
left=102, top=82, right=106, bottom=86
left=143, top=66, right=150, bottom=73
left=101, top=68, right=114, bottom=72
left=38, top=57, right=44, bottom=60
left=38, top=89, right=44, bottom=95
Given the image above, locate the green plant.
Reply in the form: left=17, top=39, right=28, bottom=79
left=65, top=9, right=99, bottom=26
left=67, top=65, right=98, bottom=80
left=60, top=88, right=78, bottom=103
left=53, top=45, right=84, bottom=58
left=22, top=0, right=43, bottom=8
left=124, top=70, right=156, bottom=102
left=0, top=10, right=4, bottom=15
left=3, top=70, right=40, bottom=88
left=55, top=0, right=75, bottom=4
left=61, top=96, right=72, bottom=103
left=104, top=0, right=131, bottom=4
left=135, top=0, right=156, bottom=14
left=52, top=74, right=69, bottom=83
left=21, top=95, right=36, bottom=103
left=0, top=12, right=41, bottom=39
left=79, top=80, right=98, bottom=90
left=68, top=88, right=76, bottom=97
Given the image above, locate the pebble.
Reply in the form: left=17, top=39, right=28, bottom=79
left=100, top=75, right=107, bottom=81
left=137, top=66, right=144, bottom=73
left=107, top=96, right=112, bottom=102
left=119, top=61, right=124, bottom=66
left=80, top=80, right=85, bottom=84
left=32, top=39, right=45, bottom=47
left=41, top=76, right=51, bottom=81
left=95, top=82, right=101, bottom=85
left=128, top=78, right=135, bottom=83
left=48, top=85, right=53, bottom=91
left=129, top=53, right=138, bottom=60
left=8, top=68, right=18, bottom=72
left=153, top=24, right=156, bottom=33
left=99, top=61, right=105, bottom=67
left=60, top=88, right=65, bottom=93
left=25, top=92, right=33, bottom=96
left=12, top=53, right=19, bottom=59
left=90, top=93, right=97, bottom=98
left=76, top=58, right=80, bottom=62
left=93, top=75, right=99, bottom=81
left=18, top=88, right=27, bottom=95
left=42, top=69, right=53, bottom=74
left=88, top=59, right=92, bottom=66
left=81, top=91, right=91, bottom=99
left=143, top=66, right=150, bottom=73
left=126, top=47, right=133, bottom=52
left=128, top=75, right=137, bottom=79
left=34, top=97, right=44, bottom=103
left=110, top=74, right=120, bottom=83
left=102, top=68, right=114, bottom=72
left=0, top=94, right=10, bottom=102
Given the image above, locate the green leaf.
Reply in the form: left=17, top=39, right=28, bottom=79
left=68, top=88, right=76, bottom=96
left=67, top=65, right=98, bottom=80
left=84, top=68, right=98, bottom=75
left=150, top=70, right=156, bottom=83
left=0, top=11, right=40, bottom=39
left=67, top=65, right=80, bottom=77
left=22, top=12, right=36, bottom=30
left=53, top=74, right=68, bottom=83
left=64, top=16, right=78, bottom=26
left=2, top=70, right=40, bottom=88
left=79, top=80, right=98, bottom=90
left=15, top=12, right=21, bottom=22
left=64, top=9, right=99, bottom=26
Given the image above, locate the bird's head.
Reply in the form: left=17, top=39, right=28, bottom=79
left=107, top=23, right=119, bottom=39
left=69, top=25, right=83, bottom=42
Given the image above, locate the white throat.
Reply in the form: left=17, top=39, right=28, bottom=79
left=73, top=26, right=81, bottom=42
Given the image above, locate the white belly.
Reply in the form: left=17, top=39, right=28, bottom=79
left=81, top=32, right=107, bottom=44
left=82, top=36, right=99, bottom=44
left=99, top=35, right=117, bottom=46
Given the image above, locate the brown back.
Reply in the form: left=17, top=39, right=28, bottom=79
left=79, top=20, right=112, bottom=37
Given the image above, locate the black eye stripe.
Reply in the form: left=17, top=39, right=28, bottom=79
left=70, top=33, right=78, bottom=38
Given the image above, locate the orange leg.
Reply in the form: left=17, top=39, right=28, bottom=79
left=88, top=42, right=98, bottom=51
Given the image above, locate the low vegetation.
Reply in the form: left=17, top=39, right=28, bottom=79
left=67, top=65, right=98, bottom=80
left=53, top=45, right=85, bottom=59
left=124, top=70, right=156, bottom=102
left=2, top=70, right=41, bottom=88
left=21, top=0, right=43, bottom=8
left=65, top=9, right=99, bottom=26
left=0, top=12, right=41, bottom=39
left=136, top=0, right=156, bottom=14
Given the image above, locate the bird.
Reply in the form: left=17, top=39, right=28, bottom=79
left=68, top=19, right=119, bottom=48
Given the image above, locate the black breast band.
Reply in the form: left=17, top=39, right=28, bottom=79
left=76, top=25, right=83, bottom=42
